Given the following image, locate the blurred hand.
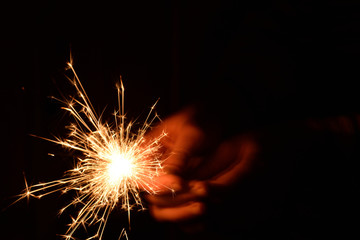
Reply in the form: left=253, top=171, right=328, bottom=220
left=145, top=108, right=259, bottom=223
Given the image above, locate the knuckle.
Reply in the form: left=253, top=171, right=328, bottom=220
left=190, top=181, right=208, bottom=198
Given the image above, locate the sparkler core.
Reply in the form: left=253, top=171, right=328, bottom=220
left=107, top=152, right=134, bottom=184
left=17, top=60, right=167, bottom=240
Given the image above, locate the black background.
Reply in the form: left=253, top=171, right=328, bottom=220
left=1, top=1, right=359, bottom=239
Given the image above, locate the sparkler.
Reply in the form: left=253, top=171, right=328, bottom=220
left=17, top=59, right=167, bottom=240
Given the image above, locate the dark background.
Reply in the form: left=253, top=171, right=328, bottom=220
left=1, top=1, right=359, bottom=239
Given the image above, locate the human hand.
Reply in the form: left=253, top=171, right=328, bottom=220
left=145, top=109, right=259, bottom=223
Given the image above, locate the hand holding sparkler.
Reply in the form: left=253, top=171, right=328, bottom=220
left=145, top=108, right=259, bottom=223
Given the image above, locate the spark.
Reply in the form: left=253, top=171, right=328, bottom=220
left=17, top=60, right=167, bottom=240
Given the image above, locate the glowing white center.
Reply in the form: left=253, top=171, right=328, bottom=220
left=107, top=153, right=133, bottom=184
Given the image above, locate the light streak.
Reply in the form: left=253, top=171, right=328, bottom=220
left=17, top=59, right=167, bottom=240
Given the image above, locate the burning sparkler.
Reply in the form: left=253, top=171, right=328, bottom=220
left=17, top=59, right=167, bottom=240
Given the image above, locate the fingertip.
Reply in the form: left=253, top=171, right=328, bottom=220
left=190, top=201, right=206, bottom=217
left=149, top=201, right=206, bottom=222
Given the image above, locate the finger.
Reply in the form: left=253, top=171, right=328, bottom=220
left=149, top=201, right=205, bottom=222
left=146, top=180, right=208, bottom=207
left=144, top=113, right=203, bottom=174
left=163, top=124, right=204, bottom=174
left=139, top=174, right=183, bottom=193
left=150, top=174, right=184, bottom=194
left=192, top=140, right=238, bottom=179
left=209, top=136, right=258, bottom=187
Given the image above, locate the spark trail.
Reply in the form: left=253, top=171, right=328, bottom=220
left=18, top=60, right=167, bottom=240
